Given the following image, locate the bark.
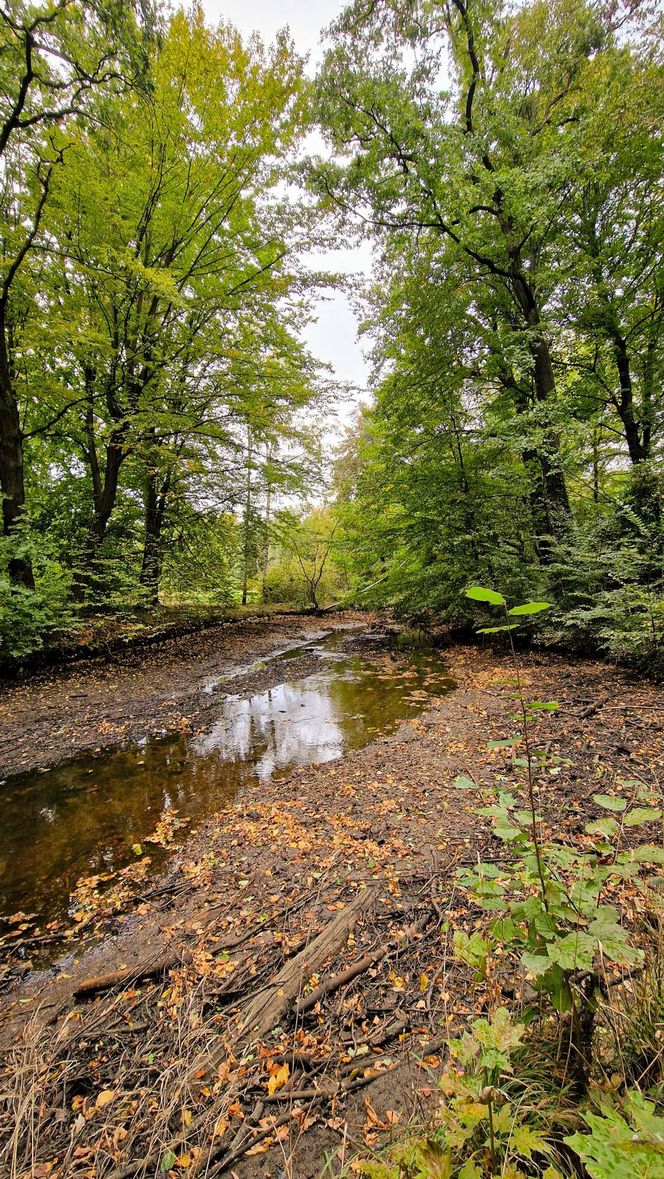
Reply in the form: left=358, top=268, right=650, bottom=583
left=241, top=433, right=253, bottom=606
left=607, top=322, right=650, bottom=465
left=508, top=260, right=573, bottom=555
left=78, top=429, right=126, bottom=580
left=0, top=325, right=34, bottom=588
left=139, top=467, right=170, bottom=605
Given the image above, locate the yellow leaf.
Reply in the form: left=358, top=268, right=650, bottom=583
left=95, top=1090, right=115, bottom=1110
left=419, top=973, right=429, bottom=991
left=176, top=1154, right=191, bottom=1168
left=267, top=1063, right=290, bottom=1095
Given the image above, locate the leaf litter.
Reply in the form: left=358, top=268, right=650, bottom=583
left=0, top=625, right=663, bottom=1178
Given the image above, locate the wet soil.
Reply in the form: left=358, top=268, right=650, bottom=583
left=0, top=612, right=371, bottom=779
left=1, top=622, right=663, bottom=1179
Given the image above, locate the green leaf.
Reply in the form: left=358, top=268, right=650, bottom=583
left=527, top=700, right=560, bottom=711
left=513, top=1125, right=551, bottom=1159
left=491, top=916, right=517, bottom=941
left=522, top=951, right=551, bottom=977
left=453, top=930, right=491, bottom=975
left=546, top=932, right=596, bottom=972
left=593, top=794, right=627, bottom=812
left=627, top=845, right=664, bottom=864
left=624, top=807, right=662, bottom=827
left=465, top=585, right=506, bottom=605
left=458, top=1163, right=482, bottom=1179
left=493, top=822, right=524, bottom=842
left=508, top=601, right=552, bottom=615
left=477, top=624, right=519, bottom=633
left=160, top=1150, right=177, bottom=1173
left=454, top=775, right=477, bottom=789
left=585, top=817, right=620, bottom=838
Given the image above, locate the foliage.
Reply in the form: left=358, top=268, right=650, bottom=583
left=0, top=528, right=77, bottom=656
left=347, top=587, right=664, bottom=1178
left=355, top=1009, right=566, bottom=1179
left=0, top=0, right=328, bottom=655
left=565, top=1091, right=664, bottom=1178
left=318, top=0, right=664, bottom=669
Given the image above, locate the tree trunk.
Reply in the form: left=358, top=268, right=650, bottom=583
left=608, top=327, right=649, bottom=465
left=261, top=476, right=271, bottom=602
left=75, top=430, right=126, bottom=594
left=139, top=468, right=169, bottom=606
left=241, top=433, right=253, bottom=606
left=0, top=326, right=34, bottom=588
left=529, top=334, right=573, bottom=544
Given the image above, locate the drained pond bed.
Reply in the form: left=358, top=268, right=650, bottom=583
left=1, top=616, right=663, bottom=1179
left=0, top=626, right=454, bottom=929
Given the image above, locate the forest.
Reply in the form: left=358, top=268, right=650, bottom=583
left=1, top=1, right=664, bottom=1178
left=1, top=0, right=661, bottom=672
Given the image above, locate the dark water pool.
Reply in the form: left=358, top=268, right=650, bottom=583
left=0, top=631, right=454, bottom=925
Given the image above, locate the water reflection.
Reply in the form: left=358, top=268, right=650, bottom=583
left=0, top=638, right=454, bottom=924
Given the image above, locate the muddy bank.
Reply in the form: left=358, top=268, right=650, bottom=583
left=0, top=611, right=371, bottom=779
left=0, top=625, right=454, bottom=927
left=2, top=636, right=663, bottom=1179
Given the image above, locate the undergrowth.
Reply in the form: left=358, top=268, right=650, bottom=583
left=344, top=587, right=664, bottom=1179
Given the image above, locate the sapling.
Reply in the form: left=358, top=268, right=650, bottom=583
left=453, top=587, right=663, bottom=1095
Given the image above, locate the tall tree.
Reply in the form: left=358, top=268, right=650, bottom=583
left=0, top=0, right=151, bottom=586
left=34, top=7, right=307, bottom=593
left=312, top=0, right=641, bottom=555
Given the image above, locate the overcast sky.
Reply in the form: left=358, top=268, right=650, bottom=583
left=201, top=0, right=373, bottom=406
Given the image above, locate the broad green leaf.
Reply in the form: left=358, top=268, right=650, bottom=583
left=477, top=624, right=519, bottom=633
left=492, top=916, right=517, bottom=941
left=160, top=1151, right=177, bottom=1173
left=624, top=807, right=662, bottom=827
left=585, top=817, right=620, bottom=838
left=458, top=1163, right=482, bottom=1179
left=546, top=932, right=596, bottom=972
left=454, top=775, right=477, bottom=789
left=513, top=1125, right=551, bottom=1159
left=628, top=845, right=664, bottom=864
left=508, top=601, right=552, bottom=615
left=493, top=822, right=524, bottom=841
left=465, top=586, right=506, bottom=605
left=593, top=794, right=627, bottom=812
left=522, top=951, right=551, bottom=977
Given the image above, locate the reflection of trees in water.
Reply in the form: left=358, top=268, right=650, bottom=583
left=195, top=681, right=346, bottom=782
left=0, top=651, right=454, bottom=923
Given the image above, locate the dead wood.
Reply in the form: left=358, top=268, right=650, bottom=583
left=294, top=914, right=427, bottom=1017
left=73, top=950, right=191, bottom=1000
left=238, top=885, right=379, bottom=1042
left=577, top=691, right=610, bottom=719
left=295, top=948, right=386, bottom=1016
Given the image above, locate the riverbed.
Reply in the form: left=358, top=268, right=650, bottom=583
left=0, top=622, right=454, bottom=926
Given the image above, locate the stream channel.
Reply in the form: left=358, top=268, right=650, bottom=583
left=0, top=628, right=455, bottom=928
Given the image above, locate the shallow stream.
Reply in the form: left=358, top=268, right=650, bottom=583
left=0, top=629, right=454, bottom=926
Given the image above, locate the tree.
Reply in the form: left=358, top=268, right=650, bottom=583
left=312, top=0, right=662, bottom=559
left=30, top=6, right=310, bottom=597
left=0, top=0, right=151, bottom=586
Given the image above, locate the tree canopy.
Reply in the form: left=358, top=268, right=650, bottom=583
left=0, top=0, right=662, bottom=670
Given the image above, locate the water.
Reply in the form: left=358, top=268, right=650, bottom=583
left=0, top=632, right=454, bottom=926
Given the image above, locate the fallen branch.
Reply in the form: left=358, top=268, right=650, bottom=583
left=238, top=885, right=379, bottom=1042
left=73, top=949, right=191, bottom=1000
left=294, top=913, right=427, bottom=1017
left=295, top=948, right=386, bottom=1016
